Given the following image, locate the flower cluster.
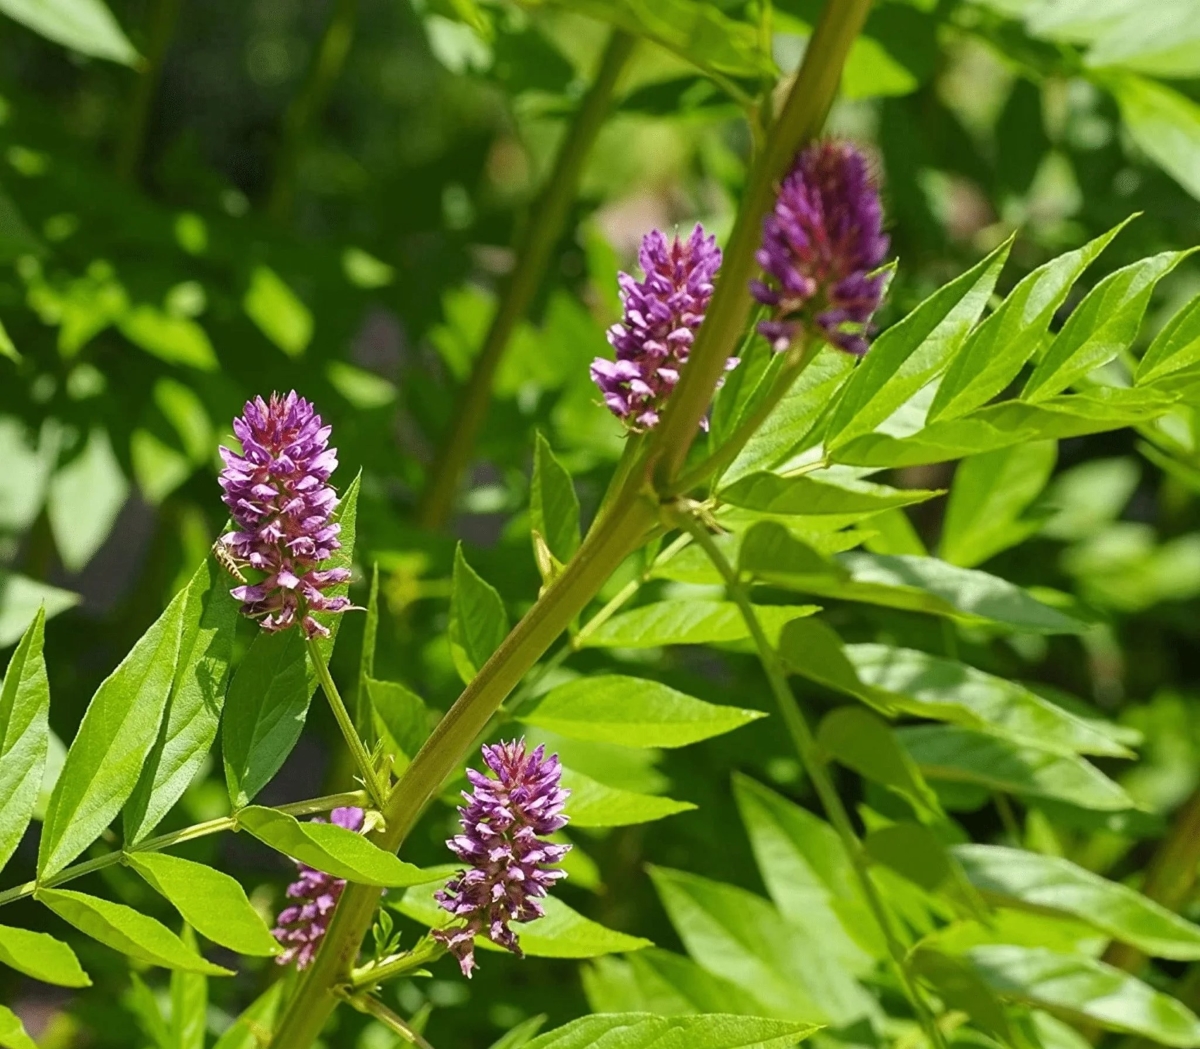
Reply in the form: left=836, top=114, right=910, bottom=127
left=433, top=739, right=571, bottom=977
left=272, top=807, right=364, bottom=969
left=591, top=225, right=731, bottom=431
left=752, top=141, right=889, bottom=356
left=217, top=391, right=351, bottom=639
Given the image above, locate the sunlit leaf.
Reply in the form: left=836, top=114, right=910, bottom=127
left=0, top=924, right=90, bottom=987
left=0, top=608, right=48, bottom=872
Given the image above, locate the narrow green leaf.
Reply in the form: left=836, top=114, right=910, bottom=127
left=928, top=220, right=1130, bottom=422
left=523, top=1012, right=820, bottom=1049
left=243, top=266, right=312, bottom=357
left=897, top=725, right=1135, bottom=810
left=826, top=237, right=1012, bottom=449
left=0, top=0, right=138, bottom=65
left=648, top=865, right=873, bottom=1026
left=531, top=433, right=580, bottom=563
left=1108, top=73, right=1200, bottom=201
left=562, top=766, right=695, bottom=827
left=237, top=806, right=435, bottom=887
left=125, top=558, right=239, bottom=842
left=1138, top=293, right=1200, bottom=384
left=521, top=675, right=764, bottom=748
left=954, top=845, right=1200, bottom=960
left=37, top=888, right=232, bottom=975
left=212, top=981, right=285, bottom=1049
left=966, top=945, right=1200, bottom=1047
left=127, top=972, right=171, bottom=1049
left=721, top=472, right=941, bottom=517
left=0, top=574, right=77, bottom=648
left=127, top=852, right=280, bottom=957
left=818, top=707, right=941, bottom=818
left=367, top=677, right=429, bottom=765
left=0, top=607, right=48, bottom=871
left=579, top=601, right=818, bottom=649
left=0, top=924, right=90, bottom=987
left=847, top=645, right=1130, bottom=757
left=939, top=441, right=1057, bottom=567
left=487, top=1015, right=548, bottom=1049
left=171, top=926, right=207, bottom=1049
left=1024, top=250, right=1192, bottom=400
left=0, top=1006, right=35, bottom=1049
left=449, top=544, right=508, bottom=684
left=395, top=883, right=651, bottom=958
left=222, top=475, right=358, bottom=807
left=354, top=562, right=380, bottom=742
left=39, top=589, right=187, bottom=877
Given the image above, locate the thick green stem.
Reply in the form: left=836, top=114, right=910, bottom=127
left=114, top=0, right=183, bottom=182
left=647, top=0, right=874, bottom=487
left=0, top=791, right=366, bottom=908
left=676, top=508, right=948, bottom=1049
left=267, top=0, right=358, bottom=221
left=306, top=636, right=387, bottom=810
left=417, top=31, right=636, bottom=529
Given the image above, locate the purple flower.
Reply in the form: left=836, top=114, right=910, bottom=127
left=591, top=224, right=733, bottom=431
left=272, top=807, right=364, bottom=969
left=217, top=391, right=351, bottom=639
left=433, top=739, right=571, bottom=977
left=751, top=141, right=890, bottom=356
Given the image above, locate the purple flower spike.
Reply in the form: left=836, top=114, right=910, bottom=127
left=591, top=224, right=733, bottom=431
left=272, top=807, right=364, bottom=969
left=433, top=739, right=571, bottom=978
left=751, top=141, right=890, bottom=356
left=218, top=391, right=351, bottom=639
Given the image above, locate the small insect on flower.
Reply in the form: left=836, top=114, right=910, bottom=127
left=211, top=537, right=247, bottom=584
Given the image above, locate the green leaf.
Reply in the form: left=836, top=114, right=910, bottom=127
left=864, top=823, right=952, bottom=892
left=0, top=0, right=138, bottom=64
left=965, top=945, right=1200, bottom=1047
left=522, top=1013, right=820, bottom=1049
left=777, top=618, right=896, bottom=716
left=0, top=320, right=17, bottom=365
left=212, top=981, right=284, bottom=1049
left=738, top=523, right=847, bottom=589
left=909, top=948, right=1013, bottom=1041
left=0, top=607, right=48, bottom=871
left=47, top=427, right=130, bottom=572
left=897, top=725, right=1135, bottom=810
left=171, top=926, right=208, bottom=1049
left=395, top=883, right=651, bottom=958
left=222, top=475, right=358, bottom=807
left=127, top=971, right=172, bottom=1049
left=487, top=1015, right=548, bottom=1049
left=531, top=433, right=580, bottom=563
left=126, top=852, right=280, bottom=957
left=939, top=441, right=1057, bottom=567
left=1084, top=0, right=1200, bottom=78
left=826, top=237, right=1012, bottom=449
left=38, top=588, right=187, bottom=877
left=1108, top=73, right=1200, bottom=200
left=237, top=806, right=435, bottom=887
left=119, top=306, right=218, bottom=371
left=578, top=601, right=818, bottom=649
left=243, top=265, right=312, bottom=357
left=648, top=865, right=873, bottom=1026
left=449, top=544, right=508, bottom=684
left=125, top=559, right=238, bottom=842
left=721, top=472, right=941, bottom=517
left=354, top=563, right=380, bottom=743
left=0, top=1006, right=35, bottom=1049
left=954, top=844, right=1200, bottom=960
left=732, top=773, right=883, bottom=965
left=520, top=675, right=764, bottom=748
left=562, top=766, right=695, bottom=827
left=1138, top=293, right=1200, bottom=384
left=367, top=677, right=429, bottom=765
left=722, top=347, right=855, bottom=485
left=0, top=924, right=90, bottom=987
left=1024, top=251, right=1192, bottom=400
left=818, top=707, right=941, bottom=818
left=584, top=950, right=779, bottom=1018
left=37, top=888, right=232, bottom=975
left=846, top=644, right=1130, bottom=757
left=779, top=551, right=1087, bottom=633
left=928, top=221, right=1130, bottom=422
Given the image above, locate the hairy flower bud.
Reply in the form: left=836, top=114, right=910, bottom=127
left=217, top=391, right=351, bottom=639
left=272, top=807, right=364, bottom=969
left=433, top=739, right=571, bottom=977
left=751, top=141, right=889, bottom=356
left=591, top=225, right=732, bottom=431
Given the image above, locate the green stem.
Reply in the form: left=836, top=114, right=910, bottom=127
left=646, top=0, right=874, bottom=487
left=341, top=992, right=436, bottom=1049
left=675, top=507, right=949, bottom=1049
left=416, top=30, right=636, bottom=530
left=267, top=0, right=358, bottom=221
left=349, top=936, right=445, bottom=990
left=0, top=791, right=366, bottom=908
left=114, top=0, right=183, bottom=182
left=306, top=636, right=387, bottom=810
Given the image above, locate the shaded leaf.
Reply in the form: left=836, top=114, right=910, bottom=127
left=562, top=766, right=696, bottom=828
left=367, top=677, right=429, bottom=765
left=212, top=981, right=285, bottom=1049
left=579, top=601, right=818, bottom=648
left=449, top=544, right=508, bottom=683
left=522, top=1012, right=819, bottom=1049
left=721, top=472, right=941, bottom=518
left=1108, top=73, right=1200, bottom=200
left=0, top=1006, right=35, bottom=1049
left=1138, top=293, right=1200, bottom=384
left=0, top=0, right=137, bottom=65
left=532, top=433, right=580, bottom=563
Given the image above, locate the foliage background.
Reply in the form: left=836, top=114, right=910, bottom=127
left=3, top=0, right=1200, bottom=1046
